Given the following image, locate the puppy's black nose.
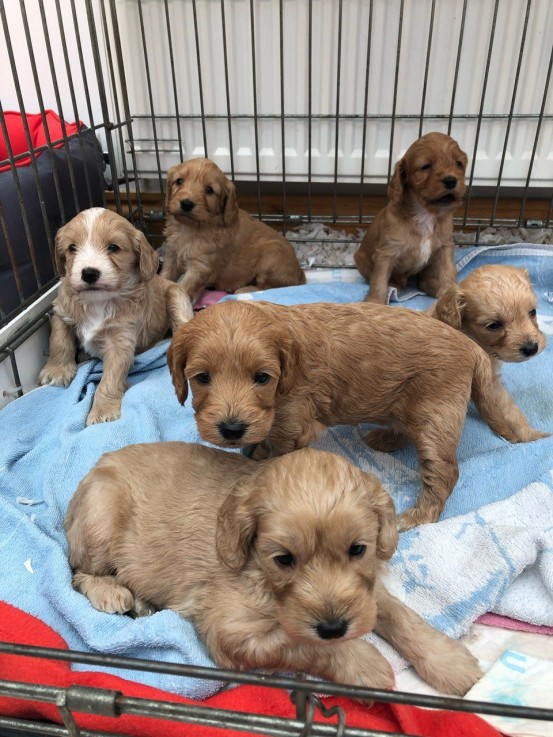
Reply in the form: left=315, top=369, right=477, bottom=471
left=180, top=199, right=195, bottom=212
left=219, top=420, right=248, bottom=441
left=81, top=267, right=100, bottom=284
left=520, top=341, right=538, bottom=357
left=316, top=619, right=349, bottom=640
left=442, top=176, right=457, bottom=190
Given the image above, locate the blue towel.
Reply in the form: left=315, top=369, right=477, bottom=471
left=0, top=244, right=552, bottom=696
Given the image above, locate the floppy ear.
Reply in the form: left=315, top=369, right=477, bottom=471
left=274, top=327, right=299, bottom=396
left=165, top=165, right=179, bottom=210
left=221, top=179, right=239, bottom=225
left=457, top=147, right=469, bottom=170
left=54, top=228, right=67, bottom=277
left=387, top=157, right=407, bottom=202
left=166, top=324, right=191, bottom=404
left=433, top=284, right=464, bottom=330
left=363, top=473, right=398, bottom=561
left=216, top=476, right=259, bottom=571
left=134, top=229, right=159, bottom=281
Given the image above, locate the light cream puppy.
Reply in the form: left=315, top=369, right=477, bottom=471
left=429, top=264, right=548, bottom=442
left=354, top=132, right=467, bottom=304
left=38, top=208, right=193, bottom=425
left=161, top=157, right=305, bottom=302
left=167, top=300, right=545, bottom=531
left=66, top=442, right=482, bottom=696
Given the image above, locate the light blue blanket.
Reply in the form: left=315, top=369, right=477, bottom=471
left=0, top=244, right=552, bottom=696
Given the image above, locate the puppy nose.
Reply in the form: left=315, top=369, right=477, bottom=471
left=520, top=341, right=538, bottom=357
left=442, top=176, right=457, bottom=190
left=316, top=618, right=349, bottom=640
left=218, top=420, right=248, bottom=441
left=81, top=267, right=100, bottom=284
left=180, top=199, right=195, bottom=212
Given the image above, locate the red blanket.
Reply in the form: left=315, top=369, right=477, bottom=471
left=0, top=111, right=82, bottom=172
left=0, top=601, right=500, bottom=737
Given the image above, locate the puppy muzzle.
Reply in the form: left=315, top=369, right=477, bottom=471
left=315, top=618, right=350, bottom=640
left=218, top=419, right=248, bottom=441
left=520, top=341, right=539, bottom=358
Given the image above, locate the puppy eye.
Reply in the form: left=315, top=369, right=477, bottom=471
left=348, top=543, right=366, bottom=558
left=107, top=243, right=120, bottom=253
left=195, top=372, right=211, bottom=385
left=529, top=308, right=537, bottom=318
left=205, top=186, right=214, bottom=195
left=456, top=160, right=464, bottom=169
left=486, top=321, right=503, bottom=331
left=175, top=177, right=184, bottom=186
left=274, top=553, right=295, bottom=568
left=420, top=163, right=432, bottom=171
left=253, top=372, right=270, bottom=385
left=68, top=244, right=77, bottom=253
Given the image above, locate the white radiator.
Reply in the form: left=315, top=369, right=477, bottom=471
left=113, top=0, right=553, bottom=186
left=1, top=0, right=552, bottom=186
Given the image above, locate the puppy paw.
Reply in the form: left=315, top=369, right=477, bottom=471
left=250, top=443, right=272, bottom=461
left=416, top=646, right=483, bottom=696
left=328, top=640, right=395, bottom=692
left=93, top=585, right=135, bottom=614
left=73, top=573, right=134, bottom=614
left=354, top=658, right=395, bottom=692
left=131, top=598, right=158, bottom=618
left=397, top=504, right=441, bottom=532
left=37, top=362, right=77, bottom=388
left=86, top=401, right=122, bottom=426
left=363, top=293, right=387, bottom=305
left=364, top=428, right=408, bottom=453
left=521, top=428, right=550, bottom=442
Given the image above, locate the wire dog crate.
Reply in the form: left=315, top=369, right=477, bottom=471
left=1, top=1, right=553, bottom=734
left=1, top=642, right=553, bottom=737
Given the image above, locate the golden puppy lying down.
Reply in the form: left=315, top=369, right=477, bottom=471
left=66, top=442, right=481, bottom=695
left=168, top=301, right=542, bottom=530
left=161, top=157, right=305, bottom=302
left=38, top=208, right=193, bottom=426
left=429, top=264, right=548, bottom=443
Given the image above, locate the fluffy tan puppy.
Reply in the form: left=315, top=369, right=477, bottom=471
left=354, top=132, right=468, bottom=304
left=429, top=264, right=548, bottom=442
left=66, top=442, right=482, bottom=695
left=167, top=300, right=543, bottom=531
left=38, top=208, right=193, bottom=425
left=161, top=158, right=305, bottom=302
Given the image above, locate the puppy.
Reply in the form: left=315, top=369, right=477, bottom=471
left=167, top=300, right=545, bottom=531
left=429, top=264, right=548, bottom=442
left=354, top=132, right=468, bottom=304
left=66, top=442, right=482, bottom=696
left=161, top=158, right=305, bottom=302
left=38, top=208, right=193, bottom=425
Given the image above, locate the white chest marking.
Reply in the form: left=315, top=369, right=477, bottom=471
left=419, top=237, right=432, bottom=263
left=413, top=207, right=436, bottom=236
left=78, top=299, right=116, bottom=356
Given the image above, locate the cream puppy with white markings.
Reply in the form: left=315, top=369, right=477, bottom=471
left=38, top=208, right=193, bottom=425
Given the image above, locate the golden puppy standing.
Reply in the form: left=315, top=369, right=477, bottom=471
left=168, top=300, right=544, bottom=530
left=429, top=264, right=548, bottom=442
left=66, top=442, right=481, bottom=695
left=354, top=132, right=468, bottom=304
left=161, top=157, right=305, bottom=301
left=38, top=208, right=193, bottom=425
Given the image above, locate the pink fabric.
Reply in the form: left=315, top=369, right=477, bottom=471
left=477, top=613, right=553, bottom=635
left=193, top=289, right=229, bottom=311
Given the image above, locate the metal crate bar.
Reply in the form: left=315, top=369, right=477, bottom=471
left=1, top=642, right=553, bottom=724
left=518, top=34, right=553, bottom=226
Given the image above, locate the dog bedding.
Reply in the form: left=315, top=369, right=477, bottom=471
left=0, top=244, right=552, bottom=699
